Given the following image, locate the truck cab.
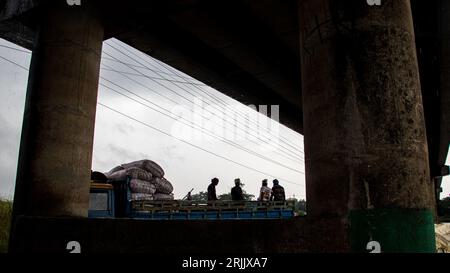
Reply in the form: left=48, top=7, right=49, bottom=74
left=88, top=183, right=115, bottom=218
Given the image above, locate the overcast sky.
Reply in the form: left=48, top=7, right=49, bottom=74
left=0, top=37, right=449, bottom=201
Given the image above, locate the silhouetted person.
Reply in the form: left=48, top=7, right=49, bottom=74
left=231, top=178, right=244, bottom=201
left=208, top=177, right=219, bottom=201
left=258, top=179, right=272, bottom=201
left=271, top=179, right=285, bottom=201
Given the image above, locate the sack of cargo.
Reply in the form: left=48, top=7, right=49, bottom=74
left=91, top=171, right=108, bottom=183
left=130, top=179, right=156, bottom=194
left=130, top=193, right=154, bottom=201
left=110, top=165, right=125, bottom=173
left=127, top=167, right=153, bottom=181
left=152, top=177, right=173, bottom=194
left=121, top=159, right=164, bottom=178
left=153, top=193, right=174, bottom=201
left=103, top=165, right=124, bottom=178
left=105, top=167, right=152, bottom=181
left=105, top=169, right=127, bottom=180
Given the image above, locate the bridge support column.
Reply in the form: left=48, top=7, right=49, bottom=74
left=12, top=4, right=104, bottom=218
left=299, top=0, right=435, bottom=252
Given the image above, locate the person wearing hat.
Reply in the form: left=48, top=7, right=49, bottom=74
left=231, top=178, right=244, bottom=201
left=208, top=177, right=219, bottom=201
left=258, top=179, right=272, bottom=202
left=270, top=179, right=286, bottom=201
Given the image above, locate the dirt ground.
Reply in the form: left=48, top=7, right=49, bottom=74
left=436, top=223, right=450, bottom=253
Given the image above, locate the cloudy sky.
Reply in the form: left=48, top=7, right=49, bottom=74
left=0, top=37, right=449, bottom=202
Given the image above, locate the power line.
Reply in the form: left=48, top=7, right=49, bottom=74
left=101, top=61, right=186, bottom=105
left=0, top=44, right=31, bottom=54
left=103, top=43, right=305, bottom=162
left=117, top=39, right=305, bottom=154
left=102, top=56, right=206, bottom=85
left=0, top=55, right=29, bottom=71
left=99, top=79, right=304, bottom=174
left=0, top=43, right=202, bottom=86
left=0, top=41, right=305, bottom=153
left=152, top=60, right=306, bottom=155
left=146, top=52, right=305, bottom=153
left=0, top=50, right=305, bottom=167
left=0, top=52, right=305, bottom=187
left=101, top=53, right=301, bottom=161
left=101, top=65, right=305, bottom=170
left=102, top=50, right=305, bottom=163
left=109, top=40, right=305, bottom=156
left=97, top=102, right=305, bottom=187
left=101, top=66, right=207, bottom=87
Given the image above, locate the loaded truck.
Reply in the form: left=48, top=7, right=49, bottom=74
left=88, top=177, right=296, bottom=220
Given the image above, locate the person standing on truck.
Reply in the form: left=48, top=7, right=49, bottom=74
left=270, top=179, right=286, bottom=201
left=231, top=178, right=244, bottom=201
left=258, top=179, right=272, bottom=202
left=208, top=177, right=219, bottom=201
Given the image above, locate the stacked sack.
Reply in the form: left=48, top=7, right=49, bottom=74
left=104, top=159, right=174, bottom=201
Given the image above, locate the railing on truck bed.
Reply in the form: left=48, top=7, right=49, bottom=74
left=130, top=200, right=296, bottom=220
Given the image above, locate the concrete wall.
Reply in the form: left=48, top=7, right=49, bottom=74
left=10, top=217, right=309, bottom=253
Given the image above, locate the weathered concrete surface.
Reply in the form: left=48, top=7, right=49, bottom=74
left=12, top=3, right=104, bottom=218
left=299, top=0, right=435, bottom=250
left=9, top=214, right=438, bottom=253
left=9, top=217, right=309, bottom=253
left=0, top=0, right=37, bottom=21
left=0, top=0, right=37, bottom=49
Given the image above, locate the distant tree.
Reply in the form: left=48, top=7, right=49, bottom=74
left=297, top=199, right=307, bottom=212
left=189, top=186, right=255, bottom=202
left=287, top=198, right=307, bottom=215
left=0, top=199, right=12, bottom=253
left=218, top=192, right=255, bottom=201
left=190, top=191, right=208, bottom=202
left=441, top=197, right=450, bottom=208
left=439, top=197, right=450, bottom=216
left=218, top=183, right=255, bottom=201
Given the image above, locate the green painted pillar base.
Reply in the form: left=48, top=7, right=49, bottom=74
left=349, top=209, right=436, bottom=253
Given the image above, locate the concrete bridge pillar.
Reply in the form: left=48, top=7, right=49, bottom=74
left=12, top=3, right=104, bottom=218
left=299, top=0, right=436, bottom=252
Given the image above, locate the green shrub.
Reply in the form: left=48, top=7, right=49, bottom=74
left=0, top=199, right=12, bottom=253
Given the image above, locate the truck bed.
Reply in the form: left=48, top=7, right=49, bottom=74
left=130, top=200, right=296, bottom=220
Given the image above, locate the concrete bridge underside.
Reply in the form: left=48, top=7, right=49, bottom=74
left=1, top=0, right=449, bottom=252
